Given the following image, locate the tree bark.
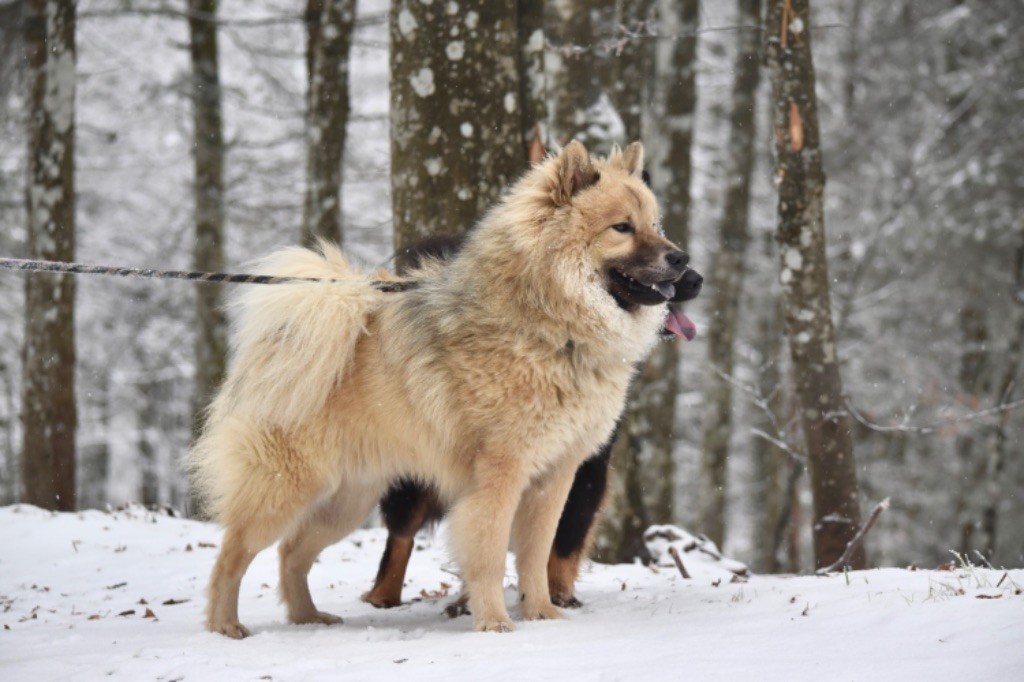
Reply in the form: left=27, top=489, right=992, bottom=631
left=302, top=0, right=355, bottom=246
left=697, top=0, right=762, bottom=548
left=389, top=0, right=525, bottom=249
left=597, top=0, right=699, bottom=561
left=187, top=0, right=226, bottom=517
left=517, top=0, right=548, bottom=152
left=546, top=0, right=601, bottom=145
left=610, top=0, right=655, bottom=142
left=78, top=372, right=109, bottom=509
left=979, top=240, right=1024, bottom=560
left=765, top=0, right=864, bottom=569
left=20, top=0, right=77, bottom=512
left=750, top=285, right=787, bottom=572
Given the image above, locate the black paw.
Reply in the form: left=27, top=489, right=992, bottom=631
left=443, top=600, right=471, bottom=619
left=550, top=594, right=583, bottom=609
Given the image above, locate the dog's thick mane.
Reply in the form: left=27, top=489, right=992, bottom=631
left=414, top=147, right=667, bottom=360
left=191, top=145, right=667, bottom=510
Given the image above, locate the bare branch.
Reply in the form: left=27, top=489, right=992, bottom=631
left=817, top=498, right=891, bottom=575
left=749, top=428, right=805, bottom=464
left=844, top=396, right=1024, bottom=435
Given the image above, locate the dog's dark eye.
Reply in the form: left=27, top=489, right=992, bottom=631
left=611, top=223, right=634, bottom=234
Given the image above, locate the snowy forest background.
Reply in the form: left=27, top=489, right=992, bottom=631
left=0, top=0, right=1022, bottom=574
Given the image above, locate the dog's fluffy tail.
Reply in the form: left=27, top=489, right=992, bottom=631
left=187, top=242, right=381, bottom=518
left=219, top=240, right=381, bottom=426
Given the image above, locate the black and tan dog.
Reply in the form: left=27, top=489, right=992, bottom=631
left=362, top=230, right=703, bottom=612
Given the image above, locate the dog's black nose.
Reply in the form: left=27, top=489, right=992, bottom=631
left=665, top=249, right=689, bottom=270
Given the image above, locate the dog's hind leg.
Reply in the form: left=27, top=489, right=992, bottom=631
left=279, top=481, right=383, bottom=625
left=207, top=522, right=282, bottom=639
left=512, top=457, right=580, bottom=622
left=362, top=479, right=444, bottom=608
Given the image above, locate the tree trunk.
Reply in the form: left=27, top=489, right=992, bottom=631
left=597, top=0, right=699, bottom=562
left=651, top=0, right=698, bottom=249
left=187, top=0, right=227, bottom=517
left=697, top=0, right=762, bottom=548
left=750, top=287, right=787, bottom=572
left=389, top=0, right=525, bottom=249
left=0, top=360, right=17, bottom=505
left=546, top=0, right=601, bottom=145
left=139, top=379, right=161, bottom=507
left=765, top=0, right=864, bottom=569
left=302, top=0, right=355, bottom=246
left=979, top=240, right=1024, bottom=560
left=610, top=0, right=655, bottom=142
left=20, top=0, right=77, bottom=512
left=517, top=0, right=548, bottom=152
left=78, top=373, right=110, bottom=509
left=954, top=289, right=988, bottom=555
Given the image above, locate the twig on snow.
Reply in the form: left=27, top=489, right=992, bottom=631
left=668, top=546, right=692, bottom=580
left=817, top=497, right=891, bottom=575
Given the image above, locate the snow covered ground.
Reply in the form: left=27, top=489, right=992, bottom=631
left=1, top=504, right=1021, bottom=681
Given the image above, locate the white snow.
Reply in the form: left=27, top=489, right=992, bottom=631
left=409, top=68, right=436, bottom=98
left=396, top=9, right=417, bottom=37
left=445, top=40, right=465, bottom=61
left=2, top=505, right=1021, bottom=681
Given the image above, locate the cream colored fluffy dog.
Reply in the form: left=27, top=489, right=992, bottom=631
left=189, top=141, right=688, bottom=637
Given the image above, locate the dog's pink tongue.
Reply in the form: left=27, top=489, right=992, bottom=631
left=665, top=310, right=697, bottom=341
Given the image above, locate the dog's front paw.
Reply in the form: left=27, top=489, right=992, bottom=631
left=521, top=600, right=565, bottom=621
left=289, top=609, right=343, bottom=626
left=208, top=617, right=252, bottom=639
left=474, top=614, right=516, bottom=633
left=550, top=592, right=583, bottom=609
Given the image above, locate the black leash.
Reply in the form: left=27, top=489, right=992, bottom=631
left=0, top=257, right=418, bottom=293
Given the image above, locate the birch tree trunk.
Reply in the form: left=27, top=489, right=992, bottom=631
left=302, top=0, right=355, bottom=246
left=187, top=0, right=226, bottom=516
left=21, top=0, right=77, bottom=511
left=765, top=0, right=864, bottom=569
left=697, top=0, right=762, bottom=548
left=389, top=0, right=524, bottom=248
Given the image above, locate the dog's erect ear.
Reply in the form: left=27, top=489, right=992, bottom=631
left=553, top=140, right=600, bottom=205
left=619, top=141, right=645, bottom=177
